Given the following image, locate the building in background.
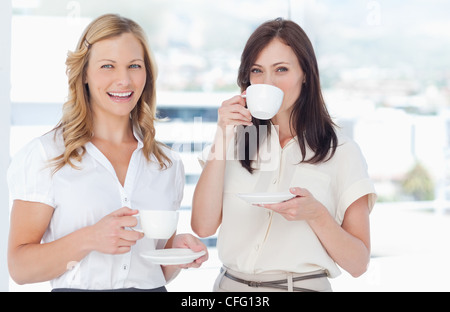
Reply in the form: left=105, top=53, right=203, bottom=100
left=5, top=0, right=450, bottom=291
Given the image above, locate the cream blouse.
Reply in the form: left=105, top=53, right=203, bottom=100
left=203, top=125, right=376, bottom=278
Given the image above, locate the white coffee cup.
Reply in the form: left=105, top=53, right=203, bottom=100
left=243, top=84, right=284, bottom=120
left=134, top=210, right=179, bottom=239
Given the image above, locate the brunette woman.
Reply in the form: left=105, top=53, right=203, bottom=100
left=192, top=18, right=376, bottom=292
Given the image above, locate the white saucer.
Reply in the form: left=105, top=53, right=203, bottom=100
left=236, top=192, right=295, bottom=204
left=141, top=248, right=206, bottom=265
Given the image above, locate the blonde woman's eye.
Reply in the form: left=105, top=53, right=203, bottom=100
left=129, top=64, right=142, bottom=69
left=101, top=64, right=113, bottom=69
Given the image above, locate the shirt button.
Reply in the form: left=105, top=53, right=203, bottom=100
left=123, top=264, right=128, bottom=270
left=272, top=179, right=277, bottom=184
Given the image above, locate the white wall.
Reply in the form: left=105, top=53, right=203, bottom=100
left=0, top=0, right=12, bottom=292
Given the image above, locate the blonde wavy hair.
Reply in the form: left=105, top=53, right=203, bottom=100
left=51, top=14, right=171, bottom=173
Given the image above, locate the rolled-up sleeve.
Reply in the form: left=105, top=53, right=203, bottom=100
left=7, top=138, right=55, bottom=208
left=335, top=139, right=377, bottom=224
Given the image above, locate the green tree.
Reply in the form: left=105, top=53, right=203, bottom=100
left=402, top=162, right=435, bottom=201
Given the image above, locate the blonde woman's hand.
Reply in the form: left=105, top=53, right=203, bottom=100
left=88, top=207, right=144, bottom=255
left=170, top=233, right=209, bottom=269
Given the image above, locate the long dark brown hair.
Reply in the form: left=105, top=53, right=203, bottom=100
left=237, top=18, right=337, bottom=173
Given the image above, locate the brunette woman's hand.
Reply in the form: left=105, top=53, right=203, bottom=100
left=257, top=187, right=327, bottom=222
left=88, top=207, right=144, bottom=255
left=217, top=94, right=253, bottom=130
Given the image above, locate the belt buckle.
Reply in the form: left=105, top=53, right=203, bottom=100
left=248, top=281, right=262, bottom=288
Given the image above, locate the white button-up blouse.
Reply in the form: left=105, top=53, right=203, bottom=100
left=202, top=126, right=376, bottom=278
left=7, top=128, right=185, bottom=290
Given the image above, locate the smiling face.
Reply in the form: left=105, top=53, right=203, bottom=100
left=249, top=38, right=305, bottom=117
left=85, top=32, right=146, bottom=121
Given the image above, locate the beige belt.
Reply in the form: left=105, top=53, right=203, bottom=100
left=221, top=267, right=328, bottom=292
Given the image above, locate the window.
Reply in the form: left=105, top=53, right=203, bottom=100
left=9, top=0, right=450, bottom=292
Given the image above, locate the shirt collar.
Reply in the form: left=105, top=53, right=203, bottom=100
left=85, top=124, right=144, bottom=163
left=270, top=123, right=297, bottom=149
left=132, top=125, right=144, bottom=150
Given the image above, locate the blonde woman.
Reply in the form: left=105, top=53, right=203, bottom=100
left=7, top=14, right=207, bottom=292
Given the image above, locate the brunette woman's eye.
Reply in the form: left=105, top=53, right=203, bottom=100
left=276, top=67, right=288, bottom=72
left=250, top=68, right=262, bottom=73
